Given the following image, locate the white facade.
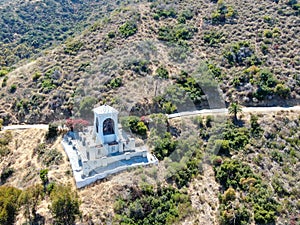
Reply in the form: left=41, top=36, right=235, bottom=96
left=77, top=105, right=140, bottom=176
left=62, top=104, right=158, bottom=188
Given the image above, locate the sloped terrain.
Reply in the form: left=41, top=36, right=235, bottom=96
left=0, top=0, right=299, bottom=125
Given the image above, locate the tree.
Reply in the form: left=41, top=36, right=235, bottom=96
left=39, top=169, right=49, bottom=191
left=65, top=118, right=89, bottom=132
left=228, top=102, right=242, bottom=123
left=46, top=123, right=58, bottom=140
left=50, top=184, right=81, bottom=225
left=79, top=96, right=96, bottom=120
left=18, top=184, right=43, bottom=223
left=0, top=186, right=22, bottom=225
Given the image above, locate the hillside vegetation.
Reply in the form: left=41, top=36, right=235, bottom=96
left=0, top=110, right=299, bottom=224
left=0, top=0, right=299, bottom=125
left=0, top=0, right=299, bottom=224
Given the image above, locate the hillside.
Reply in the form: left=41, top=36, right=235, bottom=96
left=0, top=0, right=300, bottom=224
left=0, top=110, right=299, bottom=224
left=0, top=0, right=299, bottom=125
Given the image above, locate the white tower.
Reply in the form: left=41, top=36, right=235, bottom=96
left=93, top=105, right=119, bottom=145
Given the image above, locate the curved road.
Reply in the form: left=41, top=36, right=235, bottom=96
left=168, top=105, right=300, bottom=119
left=3, top=124, right=49, bottom=130
left=2, top=105, right=300, bottom=130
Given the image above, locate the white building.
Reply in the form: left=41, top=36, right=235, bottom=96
left=62, top=105, right=158, bottom=187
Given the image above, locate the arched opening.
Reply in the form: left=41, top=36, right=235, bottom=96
left=96, top=117, right=99, bottom=133
left=103, top=118, right=115, bottom=135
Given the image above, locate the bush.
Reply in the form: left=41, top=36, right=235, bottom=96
left=158, top=25, right=194, bottom=43
left=114, top=185, right=191, bottom=225
left=35, top=144, right=63, bottom=166
left=107, top=31, right=116, bottom=38
left=46, top=123, right=58, bottom=140
left=152, top=7, right=177, bottom=20
left=121, top=116, right=148, bottom=137
left=64, top=40, right=84, bottom=55
left=211, top=0, right=237, bottom=24
left=223, top=41, right=258, bottom=67
left=223, top=187, right=236, bottom=202
left=203, top=31, right=224, bottom=46
left=178, top=9, right=193, bottom=23
left=263, top=29, right=273, bottom=38
left=50, top=184, right=81, bottom=225
left=18, top=184, right=43, bottom=222
left=274, top=83, right=290, bottom=98
left=1, top=76, right=8, bottom=87
left=0, top=167, right=14, bottom=184
left=155, top=66, right=169, bottom=79
left=0, top=69, right=9, bottom=77
left=152, top=132, right=177, bottom=160
left=0, top=186, right=22, bottom=225
left=109, top=77, right=122, bottom=88
left=119, top=21, right=138, bottom=38
left=79, top=96, right=97, bottom=119
left=9, top=84, right=17, bottom=93
left=32, top=72, right=42, bottom=81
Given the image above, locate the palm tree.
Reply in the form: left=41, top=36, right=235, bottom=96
left=228, top=102, right=242, bottom=123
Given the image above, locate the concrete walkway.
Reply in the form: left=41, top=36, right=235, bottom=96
left=3, top=124, right=49, bottom=130
left=2, top=105, right=300, bottom=129
left=167, top=105, right=300, bottom=119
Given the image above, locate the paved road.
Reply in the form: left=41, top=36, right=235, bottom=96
left=167, top=105, right=300, bottom=119
left=3, top=124, right=49, bottom=130
left=2, top=105, right=300, bottom=129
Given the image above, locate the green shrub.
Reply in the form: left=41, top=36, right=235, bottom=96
left=223, top=187, right=236, bottom=202
left=109, top=77, right=122, bottom=88
left=119, top=21, right=138, bottom=38
left=35, top=144, right=62, bottom=166
left=32, top=72, right=42, bottom=81
left=1, top=76, right=8, bottom=87
left=0, top=131, right=12, bottom=157
left=177, top=9, right=193, bottom=23
left=50, top=185, right=81, bottom=225
left=121, top=116, right=148, bottom=137
left=263, top=29, right=273, bottom=38
left=79, top=96, right=97, bottom=119
left=107, top=31, right=116, bottom=38
left=223, top=41, right=258, bottom=67
left=274, top=83, right=290, bottom=98
left=64, top=40, right=84, bottom=55
left=124, top=58, right=150, bottom=75
left=211, top=0, right=237, bottom=24
left=114, top=185, right=191, bottom=225
left=155, top=66, right=169, bottom=79
left=152, top=7, right=177, bottom=20
left=158, top=25, right=194, bottom=42
left=152, top=132, right=177, bottom=160
left=0, top=69, right=9, bottom=77
left=203, top=31, right=224, bottom=46
left=9, top=84, right=17, bottom=93
left=250, top=114, right=262, bottom=137
left=0, top=167, right=14, bottom=184
left=0, top=186, right=22, bottom=225
left=39, top=169, right=49, bottom=186
left=46, top=123, right=58, bottom=140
